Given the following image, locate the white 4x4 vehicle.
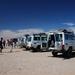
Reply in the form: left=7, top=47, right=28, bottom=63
left=26, top=34, right=41, bottom=51
left=18, top=34, right=29, bottom=48
left=47, top=29, right=75, bottom=57
left=26, top=33, right=47, bottom=52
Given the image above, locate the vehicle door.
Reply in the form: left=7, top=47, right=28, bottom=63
left=55, top=34, right=63, bottom=50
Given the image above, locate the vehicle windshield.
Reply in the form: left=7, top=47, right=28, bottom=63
left=34, top=37, right=40, bottom=41
left=41, top=37, right=47, bottom=41
left=27, top=37, right=32, bottom=42
left=55, top=34, right=62, bottom=42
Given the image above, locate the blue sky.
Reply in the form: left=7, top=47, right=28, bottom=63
left=0, top=0, right=75, bottom=31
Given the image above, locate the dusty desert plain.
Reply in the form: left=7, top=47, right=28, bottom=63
left=0, top=48, right=75, bottom=75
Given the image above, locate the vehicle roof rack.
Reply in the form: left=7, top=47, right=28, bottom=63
left=33, top=32, right=46, bottom=35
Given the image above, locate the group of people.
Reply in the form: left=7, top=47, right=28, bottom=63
left=0, top=37, right=18, bottom=53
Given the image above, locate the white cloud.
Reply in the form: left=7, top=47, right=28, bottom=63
left=0, top=30, right=17, bottom=39
left=17, top=29, right=44, bottom=35
left=0, top=29, right=44, bottom=39
left=63, top=22, right=75, bottom=26
left=69, top=27, right=75, bottom=33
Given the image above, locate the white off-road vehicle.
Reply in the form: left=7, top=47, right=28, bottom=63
left=47, top=29, right=75, bottom=57
left=26, top=33, right=47, bottom=52
left=18, top=34, right=29, bottom=48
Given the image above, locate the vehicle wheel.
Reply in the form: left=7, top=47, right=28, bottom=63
left=26, top=47, right=28, bottom=50
left=63, top=51, right=67, bottom=57
left=37, top=45, right=41, bottom=52
left=66, top=47, right=72, bottom=57
left=26, top=47, right=30, bottom=50
left=31, top=48, right=36, bottom=52
left=52, top=51, right=58, bottom=57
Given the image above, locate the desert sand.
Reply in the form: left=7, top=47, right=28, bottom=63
left=0, top=48, right=75, bottom=75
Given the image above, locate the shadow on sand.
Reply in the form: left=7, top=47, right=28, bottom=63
left=0, top=53, right=4, bottom=55
left=48, top=52, right=75, bottom=60
left=2, top=50, right=21, bottom=54
left=29, top=49, right=51, bottom=53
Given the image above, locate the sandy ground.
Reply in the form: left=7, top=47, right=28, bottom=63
left=0, top=48, right=75, bottom=75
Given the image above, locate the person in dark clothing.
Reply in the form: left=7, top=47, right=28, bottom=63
left=3, top=40, right=6, bottom=48
left=0, top=37, right=3, bottom=53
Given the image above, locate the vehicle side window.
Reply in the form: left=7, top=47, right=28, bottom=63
left=65, top=34, right=68, bottom=40
left=65, top=34, right=74, bottom=40
left=73, top=36, right=75, bottom=40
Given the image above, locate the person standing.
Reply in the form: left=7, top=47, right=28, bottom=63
left=3, top=40, right=6, bottom=48
left=0, top=37, right=3, bottom=53
left=10, top=39, right=13, bottom=52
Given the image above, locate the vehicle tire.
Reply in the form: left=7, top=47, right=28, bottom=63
left=52, top=51, right=58, bottom=57
left=31, top=48, right=36, bottom=52
left=63, top=51, right=67, bottom=57
left=66, top=47, right=72, bottom=57
left=26, top=47, right=30, bottom=50
left=26, top=47, right=28, bottom=50
left=36, top=45, right=41, bottom=52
